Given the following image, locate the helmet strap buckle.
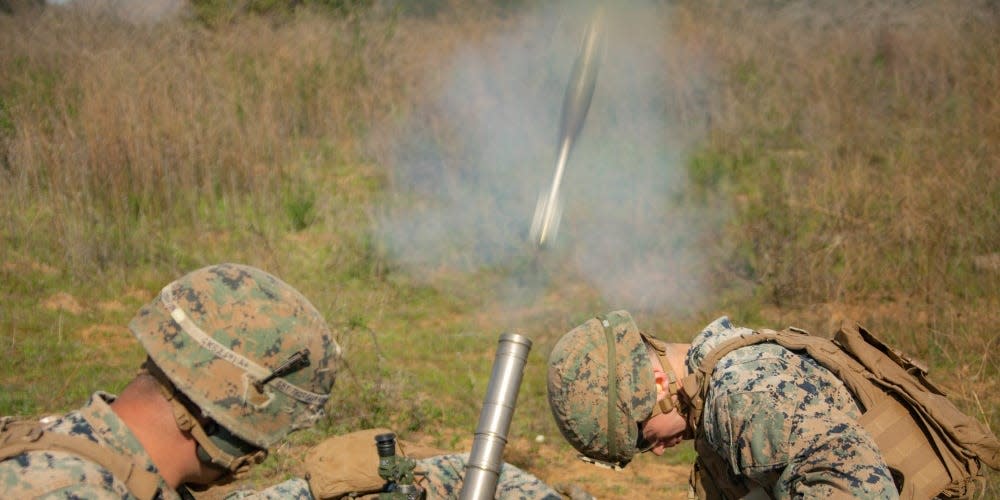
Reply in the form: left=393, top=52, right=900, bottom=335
left=144, top=359, right=268, bottom=479
left=641, top=333, right=685, bottom=417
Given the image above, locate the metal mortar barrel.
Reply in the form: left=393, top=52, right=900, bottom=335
left=458, top=333, right=533, bottom=500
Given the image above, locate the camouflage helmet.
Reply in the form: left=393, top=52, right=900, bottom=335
left=547, top=310, right=656, bottom=468
left=129, top=263, right=341, bottom=450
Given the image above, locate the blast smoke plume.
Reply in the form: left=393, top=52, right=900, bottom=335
left=376, top=2, right=717, bottom=315
left=48, top=0, right=184, bottom=24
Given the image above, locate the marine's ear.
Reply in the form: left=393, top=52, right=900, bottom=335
left=652, top=368, right=670, bottom=403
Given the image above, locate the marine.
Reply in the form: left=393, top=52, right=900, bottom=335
left=1, top=263, right=341, bottom=499
left=547, top=310, right=900, bottom=498
left=1, top=263, right=567, bottom=500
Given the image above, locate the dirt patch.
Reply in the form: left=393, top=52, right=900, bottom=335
left=78, top=324, right=135, bottom=351
left=972, top=253, right=1000, bottom=273
left=42, top=292, right=85, bottom=315
left=2, top=259, right=58, bottom=275
left=97, top=300, right=128, bottom=313
left=503, top=437, right=691, bottom=499
left=124, top=287, right=153, bottom=303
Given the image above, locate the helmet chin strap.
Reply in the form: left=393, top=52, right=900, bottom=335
left=641, top=335, right=698, bottom=441
left=142, top=361, right=267, bottom=481
left=178, top=404, right=267, bottom=479
left=641, top=334, right=683, bottom=418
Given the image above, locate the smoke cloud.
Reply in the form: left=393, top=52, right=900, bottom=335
left=47, top=0, right=184, bottom=24
left=376, top=2, right=717, bottom=315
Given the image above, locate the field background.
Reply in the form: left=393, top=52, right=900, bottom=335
left=1, top=0, right=997, bottom=498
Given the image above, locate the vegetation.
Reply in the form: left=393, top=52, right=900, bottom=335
left=1, top=1, right=996, bottom=497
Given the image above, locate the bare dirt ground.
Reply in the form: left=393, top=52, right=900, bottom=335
left=501, top=436, right=691, bottom=499
left=199, top=432, right=691, bottom=499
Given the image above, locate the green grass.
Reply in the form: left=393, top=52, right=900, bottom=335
left=0, top=262, right=146, bottom=415
left=1, top=2, right=997, bottom=498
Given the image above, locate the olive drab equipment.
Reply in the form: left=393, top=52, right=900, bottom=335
left=0, top=417, right=160, bottom=500
left=682, top=321, right=1000, bottom=500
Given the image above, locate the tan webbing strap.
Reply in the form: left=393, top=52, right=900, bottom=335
left=0, top=418, right=160, bottom=499
left=686, top=329, right=872, bottom=426
left=858, top=395, right=951, bottom=496
left=686, top=324, right=999, bottom=499
left=641, top=334, right=683, bottom=417
left=597, top=315, right=620, bottom=461
left=144, top=363, right=266, bottom=478
left=683, top=331, right=786, bottom=430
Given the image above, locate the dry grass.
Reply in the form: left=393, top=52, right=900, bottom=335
left=685, top=1, right=1000, bottom=306
left=1, top=0, right=997, bottom=497
left=0, top=2, right=403, bottom=275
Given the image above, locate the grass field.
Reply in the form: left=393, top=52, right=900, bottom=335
left=1, top=1, right=997, bottom=498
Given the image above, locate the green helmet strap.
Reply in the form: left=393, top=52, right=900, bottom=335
left=598, top=315, right=618, bottom=461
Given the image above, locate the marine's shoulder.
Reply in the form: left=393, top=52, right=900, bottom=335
left=0, top=447, right=133, bottom=498
left=687, top=319, right=820, bottom=399
left=0, top=394, right=154, bottom=499
left=687, top=316, right=758, bottom=371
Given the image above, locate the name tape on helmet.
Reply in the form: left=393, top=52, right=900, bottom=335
left=161, top=283, right=329, bottom=406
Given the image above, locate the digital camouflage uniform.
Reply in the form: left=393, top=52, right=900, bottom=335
left=224, top=478, right=313, bottom=500
left=0, top=392, right=313, bottom=499
left=689, top=317, right=899, bottom=498
left=416, top=453, right=562, bottom=499
left=0, top=393, right=174, bottom=499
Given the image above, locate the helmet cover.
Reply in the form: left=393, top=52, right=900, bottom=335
left=547, top=310, right=656, bottom=467
left=129, top=263, right=341, bottom=449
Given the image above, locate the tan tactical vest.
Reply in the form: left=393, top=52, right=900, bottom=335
left=0, top=416, right=161, bottom=500
left=681, top=321, right=999, bottom=500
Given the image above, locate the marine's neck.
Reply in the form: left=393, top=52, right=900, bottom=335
left=111, top=385, right=199, bottom=489
left=662, top=343, right=692, bottom=391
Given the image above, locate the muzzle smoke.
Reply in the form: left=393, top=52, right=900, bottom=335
left=375, top=2, right=717, bottom=316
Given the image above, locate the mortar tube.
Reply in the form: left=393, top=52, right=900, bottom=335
left=458, top=333, right=533, bottom=500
